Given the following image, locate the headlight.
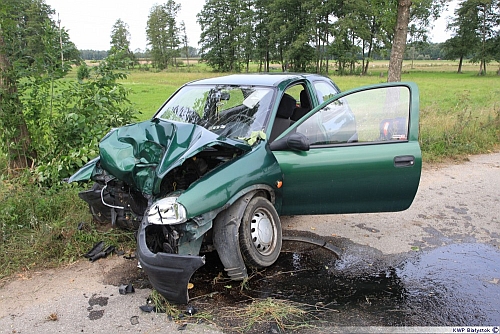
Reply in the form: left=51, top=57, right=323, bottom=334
left=147, top=197, right=187, bottom=225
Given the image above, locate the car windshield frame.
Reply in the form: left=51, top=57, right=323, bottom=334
left=154, top=84, right=276, bottom=140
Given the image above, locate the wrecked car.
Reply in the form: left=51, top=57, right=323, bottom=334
left=69, top=73, right=421, bottom=304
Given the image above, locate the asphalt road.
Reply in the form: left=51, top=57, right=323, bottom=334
left=0, top=152, right=499, bottom=333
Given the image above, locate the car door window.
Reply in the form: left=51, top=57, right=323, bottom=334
left=296, top=86, right=410, bottom=146
left=313, top=81, right=339, bottom=103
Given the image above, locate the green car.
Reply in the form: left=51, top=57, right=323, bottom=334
left=69, top=73, right=421, bottom=304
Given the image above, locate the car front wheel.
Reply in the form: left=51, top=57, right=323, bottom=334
left=239, top=196, right=282, bottom=268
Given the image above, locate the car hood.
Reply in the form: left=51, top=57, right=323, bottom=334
left=98, top=119, right=251, bottom=195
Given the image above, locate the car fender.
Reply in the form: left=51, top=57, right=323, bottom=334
left=176, top=142, right=284, bottom=218
left=212, top=190, right=259, bottom=281
left=67, top=157, right=100, bottom=183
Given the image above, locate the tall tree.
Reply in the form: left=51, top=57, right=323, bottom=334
left=146, top=1, right=181, bottom=70
left=254, top=0, right=273, bottom=71
left=109, top=18, right=135, bottom=67
left=472, top=0, right=499, bottom=75
left=240, top=0, right=256, bottom=72
left=444, top=0, right=481, bottom=73
left=267, top=0, right=315, bottom=72
left=488, top=33, right=500, bottom=74
left=197, top=0, right=240, bottom=71
left=180, top=21, right=190, bottom=67
left=0, top=0, right=79, bottom=170
left=387, top=0, right=446, bottom=81
left=444, top=0, right=499, bottom=75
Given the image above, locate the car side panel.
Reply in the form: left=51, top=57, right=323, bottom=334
left=274, top=141, right=421, bottom=215
left=177, top=143, right=283, bottom=218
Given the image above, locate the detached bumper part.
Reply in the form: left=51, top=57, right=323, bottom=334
left=137, top=223, right=205, bottom=304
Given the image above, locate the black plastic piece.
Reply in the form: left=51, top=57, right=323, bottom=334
left=137, top=221, right=205, bottom=304
left=213, top=192, right=257, bottom=280
left=89, top=245, right=115, bottom=262
left=269, top=133, right=310, bottom=151
left=84, top=241, right=104, bottom=259
left=139, top=304, right=155, bottom=313
left=119, top=284, right=135, bottom=295
left=282, top=235, right=342, bottom=259
left=186, top=305, right=197, bottom=316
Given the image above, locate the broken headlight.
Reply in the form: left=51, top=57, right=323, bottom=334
left=147, top=196, right=187, bottom=225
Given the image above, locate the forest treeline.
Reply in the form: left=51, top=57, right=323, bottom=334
left=84, top=0, right=499, bottom=75
left=79, top=42, right=445, bottom=63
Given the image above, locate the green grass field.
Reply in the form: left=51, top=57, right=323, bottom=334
left=122, top=60, right=500, bottom=120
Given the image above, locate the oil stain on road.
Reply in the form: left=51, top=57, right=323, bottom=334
left=189, top=232, right=500, bottom=328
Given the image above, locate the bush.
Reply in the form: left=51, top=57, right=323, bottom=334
left=20, top=58, right=139, bottom=186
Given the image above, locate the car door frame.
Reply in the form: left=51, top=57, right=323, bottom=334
left=272, top=82, right=421, bottom=216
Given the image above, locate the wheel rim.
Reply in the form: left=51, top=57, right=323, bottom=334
left=250, top=208, right=276, bottom=255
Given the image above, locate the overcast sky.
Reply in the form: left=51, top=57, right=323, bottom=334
left=44, top=0, right=454, bottom=51
left=44, top=0, right=205, bottom=51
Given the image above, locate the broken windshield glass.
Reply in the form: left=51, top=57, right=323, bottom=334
left=155, top=85, right=274, bottom=140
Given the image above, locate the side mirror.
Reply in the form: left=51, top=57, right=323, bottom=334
left=270, top=133, right=310, bottom=151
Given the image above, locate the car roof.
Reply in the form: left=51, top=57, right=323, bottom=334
left=187, top=73, right=329, bottom=87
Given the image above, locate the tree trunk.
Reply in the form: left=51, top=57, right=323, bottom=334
left=266, top=50, right=270, bottom=72
left=457, top=56, right=463, bottom=74
left=0, top=31, right=34, bottom=171
left=387, top=0, right=412, bottom=82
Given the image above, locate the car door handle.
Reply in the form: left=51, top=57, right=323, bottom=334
left=394, top=155, right=415, bottom=167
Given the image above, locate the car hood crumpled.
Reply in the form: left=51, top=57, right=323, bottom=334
left=98, top=118, right=251, bottom=195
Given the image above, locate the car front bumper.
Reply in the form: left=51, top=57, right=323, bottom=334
left=136, top=221, right=205, bottom=304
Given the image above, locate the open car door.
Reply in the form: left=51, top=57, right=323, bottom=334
left=273, top=82, right=421, bottom=216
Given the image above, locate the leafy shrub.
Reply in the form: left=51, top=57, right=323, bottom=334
left=77, top=64, right=90, bottom=81
left=20, top=58, right=138, bottom=185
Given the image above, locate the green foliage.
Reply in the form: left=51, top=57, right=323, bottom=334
left=77, top=64, right=90, bottom=81
left=444, top=0, right=500, bottom=75
left=0, top=178, right=135, bottom=279
left=195, top=0, right=447, bottom=75
left=0, top=0, right=81, bottom=170
left=108, top=19, right=136, bottom=68
left=20, top=57, right=138, bottom=185
left=146, top=1, right=181, bottom=70
left=197, top=0, right=242, bottom=72
left=0, top=0, right=80, bottom=79
left=79, top=49, right=108, bottom=60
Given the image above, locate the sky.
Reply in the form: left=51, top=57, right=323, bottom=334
left=44, top=0, right=455, bottom=52
left=44, top=0, right=205, bottom=51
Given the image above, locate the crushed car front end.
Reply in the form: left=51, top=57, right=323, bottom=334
left=70, top=81, right=284, bottom=304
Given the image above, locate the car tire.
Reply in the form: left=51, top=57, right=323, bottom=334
left=239, top=196, right=282, bottom=268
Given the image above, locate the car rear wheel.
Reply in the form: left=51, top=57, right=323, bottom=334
left=239, top=196, right=282, bottom=268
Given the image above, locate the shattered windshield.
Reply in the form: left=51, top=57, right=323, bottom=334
left=155, top=85, right=274, bottom=140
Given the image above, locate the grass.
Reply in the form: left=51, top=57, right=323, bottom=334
left=0, top=176, right=136, bottom=281
left=147, top=290, right=315, bottom=333
left=219, top=297, right=314, bottom=332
